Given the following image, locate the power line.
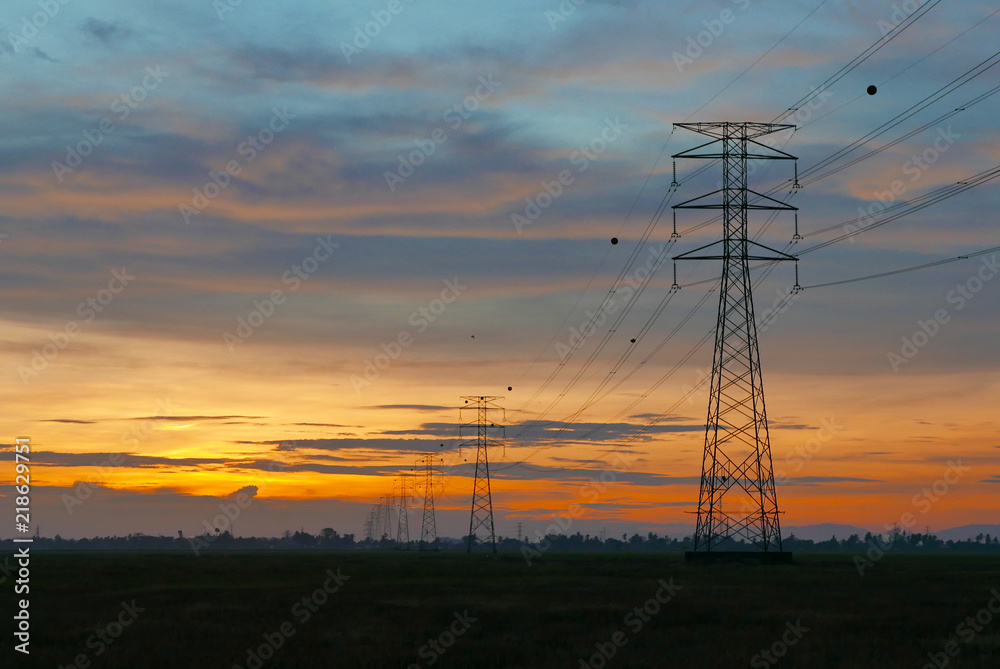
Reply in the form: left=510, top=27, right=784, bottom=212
left=505, top=140, right=798, bottom=461
left=511, top=133, right=801, bottom=442
left=801, top=245, right=1000, bottom=290
left=799, top=165, right=1000, bottom=253
left=508, top=172, right=680, bottom=426
left=511, top=238, right=677, bottom=439
left=797, top=6, right=1000, bottom=131
left=684, top=0, right=833, bottom=121
left=801, top=49, right=1000, bottom=182
left=802, top=82, right=1000, bottom=187
left=509, top=129, right=677, bottom=400
left=499, top=0, right=986, bottom=479
left=680, top=32, right=1000, bottom=238
left=494, top=284, right=717, bottom=470
left=802, top=164, right=1000, bottom=240
left=504, top=236, right=800, bottom=474
left=506, top=0, right=839, bottom=425
left=772, top=0, right=942, bottom=123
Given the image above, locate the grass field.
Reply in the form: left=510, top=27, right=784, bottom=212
left=4, top=551, right=1000, bottom=668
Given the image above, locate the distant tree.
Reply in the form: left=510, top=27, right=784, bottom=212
left=292, top=530, right=315, bottom=546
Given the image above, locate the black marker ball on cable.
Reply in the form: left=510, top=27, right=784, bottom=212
left=867, top=85, right=877, bottom=95
left=611, top=237, right=618, bottom=245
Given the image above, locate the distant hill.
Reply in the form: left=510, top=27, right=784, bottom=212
left=934, top=524, right=1000, bottom=541
left=783, top=523, right=1000, bottom=543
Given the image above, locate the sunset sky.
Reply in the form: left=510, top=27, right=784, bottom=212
left=1, top=0, right=998, bottom=541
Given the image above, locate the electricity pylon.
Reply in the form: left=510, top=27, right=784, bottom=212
left=461, top=395, right=505, bottom=553
left=672, top=122, right=798, bottom=554
left=417, top=454, right=442, bottom=550
left=395, top=474, right=410, bottom=546
left=376, top=493, right=393, bottom=541
left=363, top=508, right=376, bottom=542
left=371, top=499, right=381, bottom=539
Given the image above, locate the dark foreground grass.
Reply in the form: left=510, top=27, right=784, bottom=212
left=3, top=551, right=999, bottom=668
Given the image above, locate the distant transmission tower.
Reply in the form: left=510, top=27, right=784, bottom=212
left=363, top=507, right=376, bottom=542
left=417, top=454, right=442, bottom=550
left=461, top=395, right=505, bottom=553
left=672, top=122, right=798, bottom=557
left=376, top=493, right=393, bottom=541
left=395, top=475, right=410, bottom=546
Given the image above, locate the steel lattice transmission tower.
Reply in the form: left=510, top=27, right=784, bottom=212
left=376, top=493, right=393, bottom=541
left=372, top=498, right=383, bottom=539
left=672, top=122, right=798, bottom=555
left=363, top=508, right=376, bottom=542
left=416, top=454, right=442, bottom=550
left=395, top=474, right=411, bottom=546
left=461, top=395, right=505, bottom=553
